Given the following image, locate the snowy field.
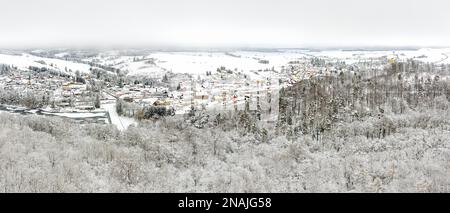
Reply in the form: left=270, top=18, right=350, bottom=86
left=0, top=53, right=91, bottom=75
left=102, top=102, right=137, bottom=131
left=307, top=48, right=450, bottom=64
left=1, top=48, right=450, bottom=79
left=81, top=48, right=450, bottom=78
left=148, top=51, right=293, bottom=75
left=40, top=111, right=107, bottom=118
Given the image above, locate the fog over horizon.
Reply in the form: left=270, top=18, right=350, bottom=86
left=0, top=0, right=449, bottom=49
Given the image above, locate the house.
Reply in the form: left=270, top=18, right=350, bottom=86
left=123, top=96, right=134, bottom=102
left=153, top=99, right=171, bottom=106
left=62, top=91, right=72, bottom=97
left=194, top=91, right=209, bottom=100
left=76, top=105, right=95, bottom=111
left=57, top=102, right=70, bottom=107
left=139, top=98, right=158, bottom=106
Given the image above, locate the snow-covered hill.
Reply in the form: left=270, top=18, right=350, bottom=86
left=0, top=53, right=91, bottom=75
left=86, top=48, right=450, bottom=78
left=307, top=48, right=450, bottom=64
left=2, top=48, right=449, bottom=79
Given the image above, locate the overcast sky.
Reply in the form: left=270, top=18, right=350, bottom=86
left=0, top=0, right=449, bottom=48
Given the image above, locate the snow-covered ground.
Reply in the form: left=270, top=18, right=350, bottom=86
left=102, top=102, right=137, bottom=131
left=124, top=61, right=165, bottom=78
left=80, top=48, right=450, bottom=80
left=2, top=48, right=450, bottom=79
left=148, top=52, right=279, bottom=75
left=0, top=53, right=91, bottom=75
left=306, top=48, right=450, bottom=64
left=85, top=51, right=307, bottom=77
left=41, top=111, right=107, bottom=118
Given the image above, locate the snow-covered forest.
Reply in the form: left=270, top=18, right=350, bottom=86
left=0, top=58, right=449, bottom=192
left=1, top=104, right=449, bottom=192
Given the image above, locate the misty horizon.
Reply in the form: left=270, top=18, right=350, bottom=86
left=1, top=45, right=448, bottom=52
left=1, top=0, right=450, bottom=49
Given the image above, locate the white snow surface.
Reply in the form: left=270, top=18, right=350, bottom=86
left=91, top=48, right=450, bottom=79
left=41, top=111, right=106, bottom=118
left=3, top=48, right=450, bottom=80
left=306, top=48, right=450, bottom=64
left=0, top=53, right=91, bottom=75
left=149, top=52, right=295, bottom=75
left=102, top=102, right=137, bottom=131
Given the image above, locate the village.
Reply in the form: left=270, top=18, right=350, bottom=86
left=0, top=61, right=290, bottom=128
left=0, top=49, right=412, bottom=130
left=108, top=70, right=287, bottom=116
left=0, top=67, right=112, bottom=125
